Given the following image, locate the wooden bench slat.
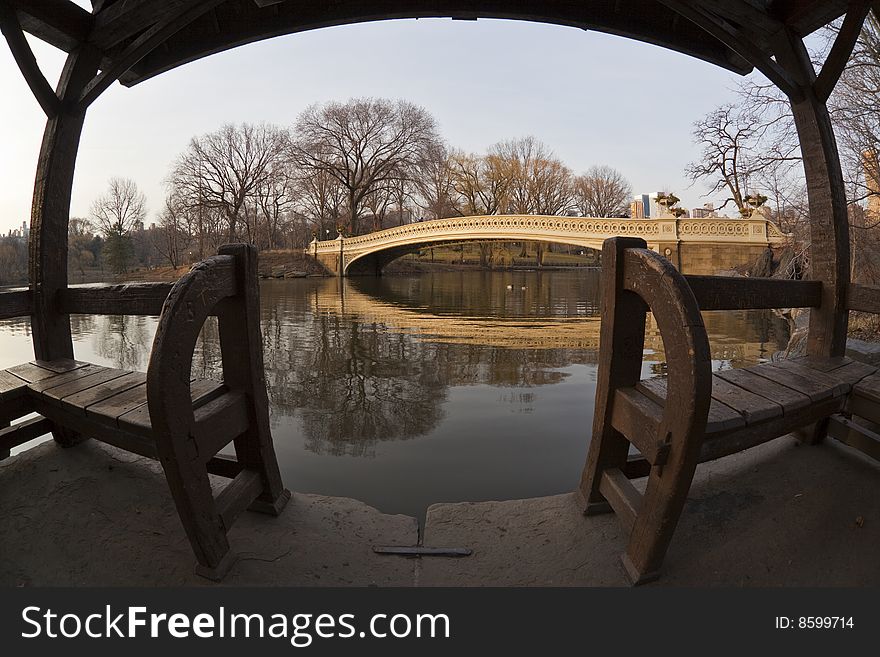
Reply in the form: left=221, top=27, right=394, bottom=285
left=765, top=359, right=853, bottom=396
left=117, top=379, right=225, bottom=435
left=789, top=355, right=852, bottom=373
left=85, top=381, right=150, bottom=424
left=25, top=364, right=105, bottom=393
left=637, top=377, right=746, bottom=434
left=822, top=360, right=878, bottom=385
left=705, top=375, right=781, bottom=424
left=7, top=362, right=68, bottom=384
left=39, top=368, right=131, bottom=404
left=853, top=373, right=880, bottom=405
left=752, top=363, right=840, bottom=402
left=61, top=371, right=147, bottom=414
left=714, top=367, right=811, bottom=414
left=610, top=386, right=668, bottom=465
left=0, top=370, right=29, bottom=399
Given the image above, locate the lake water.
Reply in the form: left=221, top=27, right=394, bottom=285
left=0, top=271, right=789, bottom=522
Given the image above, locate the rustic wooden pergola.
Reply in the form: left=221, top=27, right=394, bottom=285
left=1, top=0, right=879, bottom=583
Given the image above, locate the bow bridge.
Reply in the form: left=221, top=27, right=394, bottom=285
left=307, top=215, right=789, bottom=276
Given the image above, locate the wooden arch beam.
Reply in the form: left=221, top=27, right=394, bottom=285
left=2, top=0, right=91, bottom=51
left=89, top=0, right=202, bottom=50
left=0, top=1, right=59, bottom=117
left=657, top=0, right=802, bottom=99
left=814, top=0, right=872, bottom=102
left=79, top=0, right=225, bottom=110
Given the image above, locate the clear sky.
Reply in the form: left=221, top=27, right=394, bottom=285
left=0, top=15, right=759, bottom=233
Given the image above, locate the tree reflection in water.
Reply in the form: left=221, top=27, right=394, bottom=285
left=0, top=271, right=790, bottom=518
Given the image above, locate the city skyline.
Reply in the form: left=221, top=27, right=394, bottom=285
left=1, top=15, right=754, bottom=234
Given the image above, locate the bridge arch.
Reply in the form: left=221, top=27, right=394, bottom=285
left=307, top=215, right=788, bottom=276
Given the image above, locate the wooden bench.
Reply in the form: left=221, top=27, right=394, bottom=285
left=579, top=237, right=880, bottom=585
left=0, top=244, right=290, bottom=580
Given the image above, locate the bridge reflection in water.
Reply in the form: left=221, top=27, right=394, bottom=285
left=0, top=271, right=791, bottom=521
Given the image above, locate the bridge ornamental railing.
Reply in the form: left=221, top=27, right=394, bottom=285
left=307, top=215, right=789, bottom=257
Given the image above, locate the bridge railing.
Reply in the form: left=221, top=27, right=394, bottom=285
left=306, top=215, right=789, bottom=254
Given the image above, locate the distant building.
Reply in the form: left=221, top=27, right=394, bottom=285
left=631, top=193, right=665, bottom=218
left=629, top=198, right=645, bottom=218
left=691, top=203, right=718, bottom=219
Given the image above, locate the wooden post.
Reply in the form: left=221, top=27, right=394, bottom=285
left=578, top=237, right=648, bottom=512
left=217, top=244, right=290, bottom=514
left=773, top=28, right=854, bottom=445
left=29, top=45, right=102, bottom=446
left=774, top=30, right=850, bottom=359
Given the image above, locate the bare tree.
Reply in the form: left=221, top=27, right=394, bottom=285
left=167, top=122, right=287, bottom=244
left=414, top=141, right=459, bottom=220
left=152, top=194, right=194, bottom=268
left=90, top=177, right=146, bottom=274
left=296, top=168, right=345, bottom=239
left=686, top=101, right=800, bottom=217
left=290, top=97, right=440, bottom=235
left=449, top=150, right=513, bottom=215
left=490, top=136, right=574, bottom=215
left=573, top=165, right=632, bottom=217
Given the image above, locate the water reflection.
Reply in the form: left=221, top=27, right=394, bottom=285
left=0, top=271, right=790, bottom=520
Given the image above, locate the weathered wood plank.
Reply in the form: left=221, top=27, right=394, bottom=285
left=579, top=238, right=650, bottom=515
left=706, top=374, right=781, bottom=423
left=853, top=374, right=880, bottom=406
left=827, top=414, right=880, bottom=462
left=216, top=243, right=288, bottom=514
left=637, top=376, right=745, bottom=434
left=61, top=371, right=146, bottom=415
left=29, top=395, right=158, bottom=459
left=39, top=367, right=130, bottom=405
left=26, top=364, right=104, bottom=394
left=215, top=469, right=263, bottom=530
left=0, top=370, right=29, bottom=399
left=684, top=275, right=822, bottom=310
left=848, top=284, right=880, bottom=313
left=60, top=283, right=174, bottom=316
left=752, top=362, right=840, bottom=402
left=714, top=367, right=811, bottom=413
left=599, top=468, right=642, bottom=535
left=700, top=395, right=846, bottom=462
left=0, top=416, right=53, bottom=452
left=790, top=355, right=852, bottom=373
left=85, top=381, right=149, bottom=425
left=818, top=360, right=877, bottom=385
left=767, top=358, right=855, bottom=396
left=0, top=289, right=32, bottom=320
left=193, top=391, right=250, bottom=459
left=610, top=387, right=668, bottom=465
left=117, top=379, right=225, bottom=435
left=7, top=362, right=66, bottom=384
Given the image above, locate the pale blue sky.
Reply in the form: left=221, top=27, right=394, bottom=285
left=0, top=16, right=759, bottom=233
